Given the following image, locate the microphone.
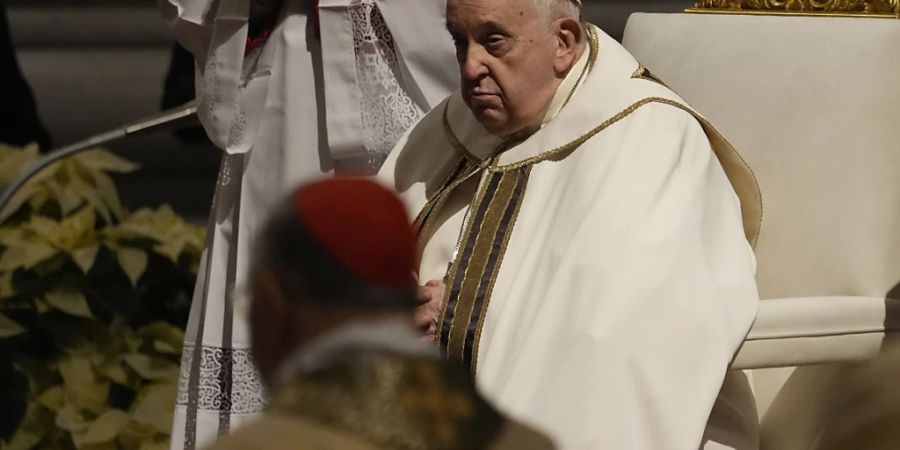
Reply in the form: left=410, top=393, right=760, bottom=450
left=0, top=101, right=199, bottom=213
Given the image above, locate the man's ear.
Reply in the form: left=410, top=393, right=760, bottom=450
left=554, top=17, right=584, bottom=74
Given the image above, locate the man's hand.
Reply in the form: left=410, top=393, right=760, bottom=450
left=415, top=280, right=446, bottom=342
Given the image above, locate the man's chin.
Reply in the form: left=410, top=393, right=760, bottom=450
left=473, top=110, right=510, bottom=136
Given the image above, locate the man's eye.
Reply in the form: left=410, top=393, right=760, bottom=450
left=486, top=35, right=505, bottom=48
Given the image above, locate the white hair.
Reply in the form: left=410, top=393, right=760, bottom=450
left=530, top=0, right=581, bottom=25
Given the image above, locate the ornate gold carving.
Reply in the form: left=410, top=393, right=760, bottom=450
left=687, top=0, right=900, bottom=17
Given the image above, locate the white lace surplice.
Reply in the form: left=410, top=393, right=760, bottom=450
left=163, top=0, right=457, bottom=448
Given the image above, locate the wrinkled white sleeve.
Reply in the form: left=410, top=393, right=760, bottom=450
left=157, top=0, right=272, bottom=154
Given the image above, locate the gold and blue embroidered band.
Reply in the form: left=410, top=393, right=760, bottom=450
left=438, top=166, right=531, bottom=373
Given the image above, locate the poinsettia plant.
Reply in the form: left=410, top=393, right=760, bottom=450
left=0, top=143, right=204, bottom=450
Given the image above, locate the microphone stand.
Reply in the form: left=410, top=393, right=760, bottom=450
left=0, top=102, right=199, bottom=213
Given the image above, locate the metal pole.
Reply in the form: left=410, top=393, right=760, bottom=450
left=0, top=102, right=199, bottom=214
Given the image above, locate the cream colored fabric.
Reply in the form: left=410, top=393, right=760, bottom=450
left=380, top=27, right=760, bottom=450
left=160, top=1, right=457, bottom=448
left=623, top=14, right=900, bottom=302
left=622, top=13, right=900, bottom=449
left=734, top=297, right=900, bottom=369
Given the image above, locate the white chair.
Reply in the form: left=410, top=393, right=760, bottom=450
left=623, top=11, right=900, bottom=449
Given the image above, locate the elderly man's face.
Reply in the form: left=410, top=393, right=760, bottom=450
left=447, top=0, right=562, bottom=136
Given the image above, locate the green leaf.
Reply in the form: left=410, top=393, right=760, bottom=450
left=116, top=247, right=147, bottom=287
left=0, top=240, right=57, bottom=272
left=47, top=179, right=84, bottom=216
left=152, top=341, right=179, bottom=355
left=0, top=271, right=12, bottom=299
left=34, top=297, right=50, bottom=314
left=45, top=287, right=93, bottom=319
left=90, top=172, right=126, bottom=222
left=129, top=383, right=176, bottom=434
left=76, top=150, right=139, bottom=174
left=0, top=182, right=45, bottom=223
left=117, top=421, right=157, bottom=450
left=139, top=442, right=169, bottom=450
left=138, top=322, right=184, bottom=354
left=0, top=143, right=40, bottom=187
left=72, top=409, right=129, bottom=447
left=68, top=176, right=111, bottom=226
left=122, top=354, right=179, bottom=382
left=37, top=386, right=64, bottom=412
left=57, top=208, right=96, bottom=250
left=71, top=245, right=100, bottom=274
left=58, top=357, right=95, bottom=387
left=99, top=362, right=129, bottom=386
left=55, top=403, right=88, bottom=433
left=0, top=312, right=26, bottom=338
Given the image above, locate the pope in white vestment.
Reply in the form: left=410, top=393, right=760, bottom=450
left=378, top=3, right=764, bottom=448
left=157, top=0, right=457, bottom=448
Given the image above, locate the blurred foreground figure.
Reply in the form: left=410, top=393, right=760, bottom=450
left=379, top=0, right=763, bottom=448
left=157, top=0, right=457, bottom=446
left=761, top=340, right=900, bottom=450
left=205, top=178, right=554, bottom=450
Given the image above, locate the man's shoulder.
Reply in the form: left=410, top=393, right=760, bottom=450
left=203, top=414, right=376, bottom=450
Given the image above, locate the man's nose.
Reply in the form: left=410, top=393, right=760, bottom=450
left=460, top=45, right=489, bottom=81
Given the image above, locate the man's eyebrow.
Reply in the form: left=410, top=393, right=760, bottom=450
left=479, top=20, right=512, bottom=35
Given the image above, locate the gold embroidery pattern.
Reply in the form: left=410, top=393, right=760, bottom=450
left=439, top=168, right=531, bottom=372
left=470, top=167, right=531, bottom=376
left=435, top=168, right=496, bottom=349
left=559, top=24, right=600, bottom=112
left=586, top=23, right=600, bottom=72
left=687, top=0, right=899, bottom=17
left=630, top=64, right=670, bottom=88
left=270, top=354, right=504, bottom=450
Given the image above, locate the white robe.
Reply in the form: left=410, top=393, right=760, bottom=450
left=379, top=25, right=762, bottom=450
left=158, top=1, right=457, bottom=448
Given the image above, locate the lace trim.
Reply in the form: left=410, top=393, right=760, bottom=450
left=350, top=0, right=423, bottom=173
left=177, top=345, right=269, bottom=414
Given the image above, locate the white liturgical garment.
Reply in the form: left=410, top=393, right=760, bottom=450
left=379, top=25, right=762, bottom=450
left=159, top=0, right=457, bottom=448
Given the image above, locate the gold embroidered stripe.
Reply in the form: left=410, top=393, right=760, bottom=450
left=439, top=167, right=530, bottom=371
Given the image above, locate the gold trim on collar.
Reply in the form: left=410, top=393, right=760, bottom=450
left=558, top=24, right=600, bottom=113
left=492, top=97, right=680, bottom=171
left=586, top=23, right=600, bottom=72
left=489, top=96, right=763, bottom=248
left=631, top=64, right=669, bottom=88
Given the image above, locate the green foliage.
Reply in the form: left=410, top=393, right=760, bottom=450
left=0, top=143, right=204, bottom=450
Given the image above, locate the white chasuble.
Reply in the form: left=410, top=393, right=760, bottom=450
left=160, top=0, right=457, bottom=448
left=379, top=25, right=763, bottom=450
